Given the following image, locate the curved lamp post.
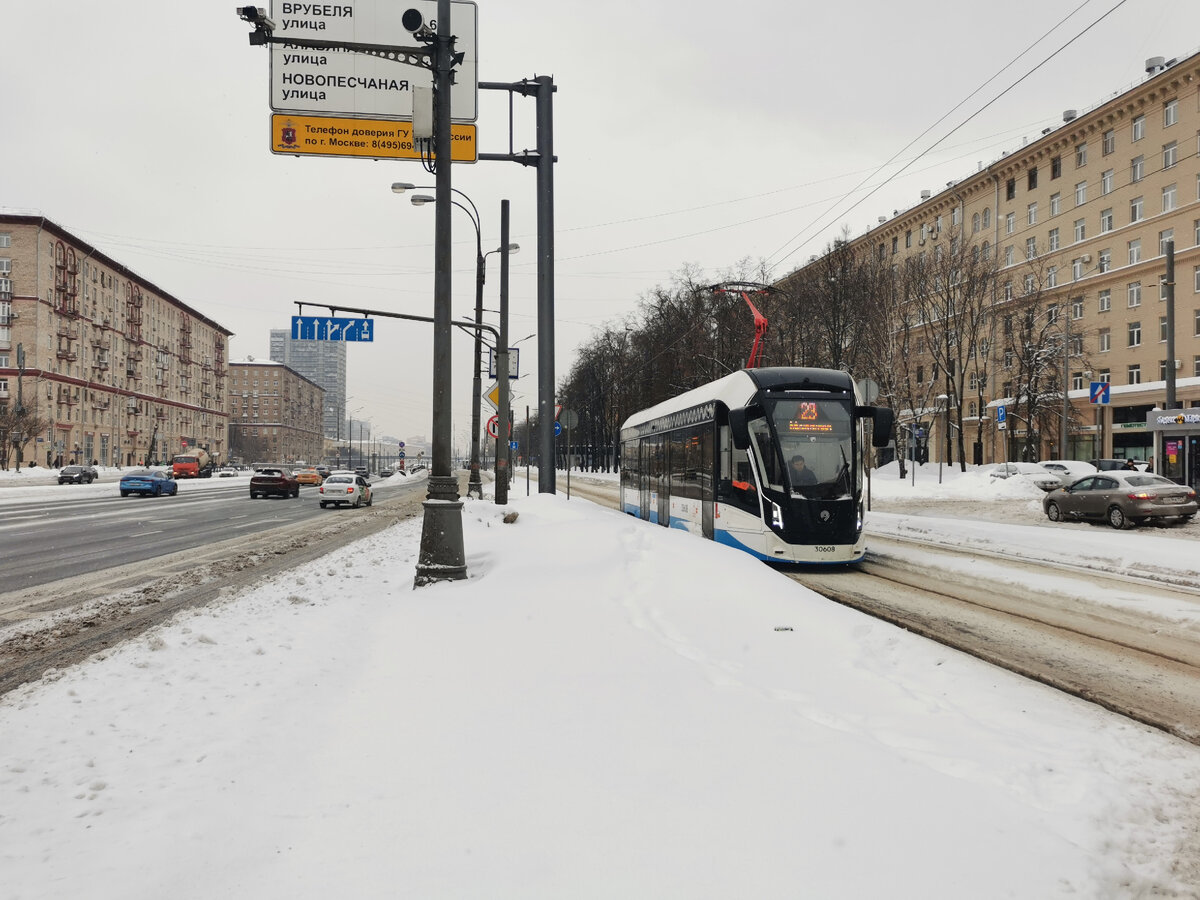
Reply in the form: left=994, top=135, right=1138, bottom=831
left=398, top=182, right=518, bottom=499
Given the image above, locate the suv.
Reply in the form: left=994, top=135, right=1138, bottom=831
left=58, top=464, right=99, bottom=484
left=354, top=466, right=370, bottom=479
left=249, top=467, right=300, bottom=499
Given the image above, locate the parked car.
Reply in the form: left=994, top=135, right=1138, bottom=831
left=989, top=462, right=1062, bottom=492
left=249, top=467, right=300, bottom=499
left=319, top=473, right=373, bottom=508
left=1038, top=460, right=1098, bottom=487
left=295, top=467, right=324, bottom=485
left=119, top=469, right=179, bottom=497
left=1043, top=472, right=1197, bottom=529
left=58, top=464, right=98, bottom=485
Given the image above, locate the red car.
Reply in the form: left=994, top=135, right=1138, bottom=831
left=249, top=467, right=300, bottom=499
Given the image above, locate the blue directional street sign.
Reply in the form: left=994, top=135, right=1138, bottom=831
left=290, top=315, right=374, bottom=342
left=553, top=422, right=562, bottom=437
left=1089, top=381, right=1111, bottom=405
left=509, top=440, right=518, bottom=450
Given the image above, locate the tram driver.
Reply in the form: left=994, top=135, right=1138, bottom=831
left=789, top=454, right=818, bottom=488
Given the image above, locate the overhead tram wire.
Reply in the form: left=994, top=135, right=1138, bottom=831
left=766, top=0, right=1133, bottom=271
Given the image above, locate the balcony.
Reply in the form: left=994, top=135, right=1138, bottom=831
left=56, top=322, right=79, bottom=338
left=56, top=349, right=78, bottom=361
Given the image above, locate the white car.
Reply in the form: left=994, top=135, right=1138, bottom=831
left=318, top=473, right=373, bottom=508
left=1038, top=459, right=1099, bottom=487
left=989, top=462, right=1062, bottom=492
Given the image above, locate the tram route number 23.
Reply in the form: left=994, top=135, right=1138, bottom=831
left=799, top=402, right=819, bottom=421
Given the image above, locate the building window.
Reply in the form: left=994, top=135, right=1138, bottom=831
left=1024, top=274, right=1035, bottom=295
left=1050, top=192, right=1061, bottom=216
left=891, top=236, right=898, bottom=254
left=981, top=240, right=991, bottom=259
left=0, top=234, right=9, bottom=248
left=1073, top=219, right=1086, bottom=242
left=1128, top=365, right=1141, bottom=385
left=1004, top=245, right=1015, bottom=266
left=1159, top=228, right=1174, bottom=256
left=1101, top=169, right=1114, bottom=195
left=1098, top=249, right=1111, bottom=272
left=1164, top=142, right=1178, bottom=169
left=1195, top=309, right=1200, bottom=335
left=1048, top=227, right=1060, bottom=251
left=1195, top=266, right=1200, bottom=293
left=1133, top=115, right=1145, bottom=141
left=1073, top=297, right=1084, bottom=320
left=982, top=208, right=991, bottom=229
left=1072, top=257, right=1085, bottom=279
left=1006, top=212, right=1015, bottom=235
left=1103, top=129, right=1116, bottom=155
left=1048, top=266, right=1058, bottom=288
left=972, top=212, right=980, bottom=234
left=1160, top=275, right=1169, bottom=301
left=1130, top=196, right=1144, bottom=222
left=1025, top=237, right=1037, bottom=259
left=1027, top=202, right=1037, bottom=225
left=1165, top=98, right=1179, bottom=127
left=1076, top=143, right=1087, bottom=167
left=1160, top=316, right=1169, bottom=342
left=1128, top=282, right=1142, bottom=307
left=1163, top=183, right=1177, bottom=213
left=1051, top=155, right=1062, bottom=178
left=1004, top=281, right=1013, bottom=301
left=1128, top=239, right=1141, bottom=265
left=1131, top=155, right=1144, bottom=182
left=1128, top=321, right=1142, bottom=347
left=1100, top=208, right=1113, bottom=233
left=1098, top=369, right=1110, bottom=384
left=1195, top=355, right=1200, bottom=378
left=1006, top=178, right=1016, bottom=200
left=905, top=230, right=912, bottom=248
left=1075, top=181, right=1087, bottom=206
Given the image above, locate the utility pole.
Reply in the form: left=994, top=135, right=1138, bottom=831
left=496, top=199, right=512, bottom=505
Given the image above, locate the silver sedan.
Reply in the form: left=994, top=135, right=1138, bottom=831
left=1042, top=472, right=1197, bottom=529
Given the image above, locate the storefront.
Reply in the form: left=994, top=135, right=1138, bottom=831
left=1147, top=409, right=1200, bottom=488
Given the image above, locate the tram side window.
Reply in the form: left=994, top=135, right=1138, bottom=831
left=668, top=424, right=709, bottom=501
left=620, top=439, right=638, bottom=490
left=717, top=425, right=761, bottom=514
left=748, top=417, right=785, bottom=492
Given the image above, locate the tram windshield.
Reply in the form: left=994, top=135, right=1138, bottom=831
left=757, top=398, right=858, bottom=500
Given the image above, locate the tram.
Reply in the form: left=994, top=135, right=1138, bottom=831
left=619, top=367, right=893, bottom=564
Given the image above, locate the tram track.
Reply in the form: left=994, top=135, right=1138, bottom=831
left=562, top=475, right=1200, bottom=743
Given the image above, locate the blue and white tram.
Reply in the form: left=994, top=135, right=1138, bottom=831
left=619, top=367, right=893, bottom=564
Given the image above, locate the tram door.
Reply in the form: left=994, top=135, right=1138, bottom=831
left=653, top=437, right=670, bottom=527
left=638, top=441, right=651, bottom=520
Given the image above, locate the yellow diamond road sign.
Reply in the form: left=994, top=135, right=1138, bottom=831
left=485, top=382, right=501, bottom=411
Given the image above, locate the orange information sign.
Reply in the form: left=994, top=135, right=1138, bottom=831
left=271, top=114, right=476, bottom=163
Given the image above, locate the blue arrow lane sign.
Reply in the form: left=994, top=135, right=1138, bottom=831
left=290, top=316, right=375, bottom=342
left=1090, top=381, right=1110, bottom=405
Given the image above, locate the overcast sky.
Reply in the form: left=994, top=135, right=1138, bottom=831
left=4, top=1, right=1199, bottom=446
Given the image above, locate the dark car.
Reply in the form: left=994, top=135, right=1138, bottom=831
left=250, top=467, right=300, bottom=499
left=1043, top=471, right=1197, bottom=529
left=58, top=464, right=98, bottom=485
left=120, top=469, right=179, bottom=497
left=1089, top=458, right=1147, bottom=472
left=354, top=466, right=370, bottom=479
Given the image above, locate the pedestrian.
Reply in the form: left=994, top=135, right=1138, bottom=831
left=1123, top=458, right=1137, bottom=470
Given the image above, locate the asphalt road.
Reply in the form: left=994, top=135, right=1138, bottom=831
left=0, top=475, right=427, bottom=595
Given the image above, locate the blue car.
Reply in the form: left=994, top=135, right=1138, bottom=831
left=120, top=469, right=179, bottom=497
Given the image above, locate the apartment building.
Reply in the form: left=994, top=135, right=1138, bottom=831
left=831, top=53, right=1200, bottom=485
left=0, top=214, right=231, bottom=467
left=269, top=328, right=346, bottom=439
left=227, top=358, right=325, bottom=464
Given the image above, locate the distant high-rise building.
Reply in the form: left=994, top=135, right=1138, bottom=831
left=269, top=329, right=346, bottom=439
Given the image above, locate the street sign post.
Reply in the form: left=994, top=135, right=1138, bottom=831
left=271, top=113, right=476, bottom=162
left=269, top=0, right=478, bottom=123
left=290, top=315, right=375, bottom=341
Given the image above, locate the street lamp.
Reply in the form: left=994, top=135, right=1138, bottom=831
left=399, top=183, right=519, bottom=499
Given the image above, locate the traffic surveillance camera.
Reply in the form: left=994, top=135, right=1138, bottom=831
left=237, top=6, right=277, bottom=31
left=402, top=8, right=434, bottom=39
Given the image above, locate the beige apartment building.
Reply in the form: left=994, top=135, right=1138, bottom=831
left=0, top=214, right=231, bottom=468
left=227, top=359, right=324, bottom=465
left=835, top=53, right=1200, bottom=485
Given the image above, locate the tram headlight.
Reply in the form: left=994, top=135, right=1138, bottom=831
left=770, top=500, right=784, bottom=530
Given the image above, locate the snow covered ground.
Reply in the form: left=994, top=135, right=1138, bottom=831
left=2, top=463, right=1199, bottom=897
